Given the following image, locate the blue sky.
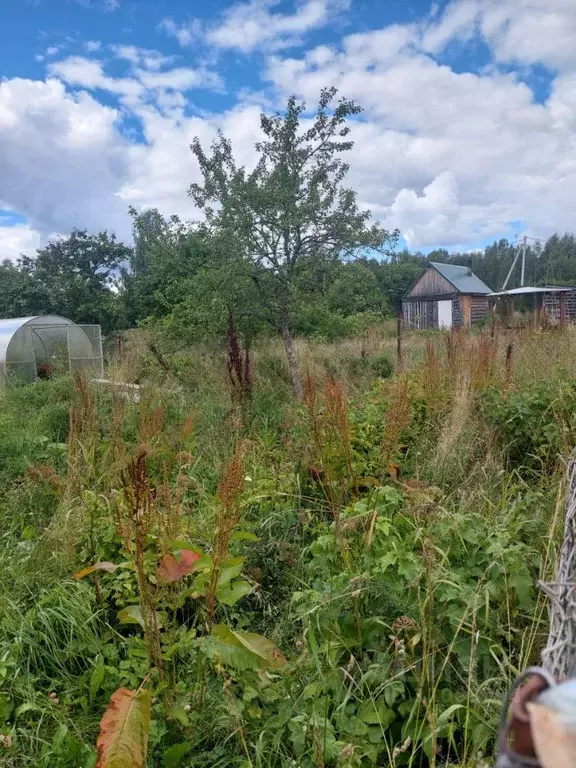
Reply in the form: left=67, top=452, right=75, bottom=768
left=0, top=0, right=575, bottom=261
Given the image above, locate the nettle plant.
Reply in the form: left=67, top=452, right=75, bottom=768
left=74, top=430, right=286, bottom=767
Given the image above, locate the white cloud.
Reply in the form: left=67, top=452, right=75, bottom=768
left=158, top=17, right=204, bottom=48
left=423, top=0, right=576, bottom=71
left=119, top=104, right=264, bottom=218
left=0, top=225, right=42, bottom=263
left=3, top=0, right=576, bottom=254
left=136, top=67, right=223, bottom=92
left=385, top=172, right=514, bottom=248
left=110, top=45, right=175, bottom=71
left=85, top=41, right=102, bottom=53
left=48, top=56, right=144, bottom=99
left=48, top=55, right=223, bottom=104
left=161, top=0, right=351, bottom=53
left=0, top=78, right=129, bottom=238
left=71, top=0, right=120, bottom=10
left=264, top=5, right=576, bottom=246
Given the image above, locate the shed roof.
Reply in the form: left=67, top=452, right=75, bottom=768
left=488, top=286, right=573, bottom=297
left=430, top=262, right=492, bottom=295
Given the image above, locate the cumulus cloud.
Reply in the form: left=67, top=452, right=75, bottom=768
left=48, top=54, right=223, bottom=106
left=385, top=172, right=514, bottom=248
left=110, top=45, right=175, bottom=71
left=0, top=78, right=129, bottom=240
left=49, top=57, right=143, bottom=99
left=70, top=0, right=120, bottom=11
left=160, top=0, right=351, bottom=53
left=2, top=0, right=576, bottom=254
left=0, top=225, right=43, bottom=263
left=263, top=1, right=576, bottom=245
left=423, top=0, right=576, bottom=71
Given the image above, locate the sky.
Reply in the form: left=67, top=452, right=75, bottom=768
left=0, top=0, right=575, bottom=262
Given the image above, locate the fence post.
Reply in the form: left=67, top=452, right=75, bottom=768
left=396, top=312, right=403, bottom=371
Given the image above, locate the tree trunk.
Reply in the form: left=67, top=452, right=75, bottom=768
left=280, top=322, right=303, bottom=399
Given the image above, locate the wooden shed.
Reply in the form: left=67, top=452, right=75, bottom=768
left=402, top=262, right=492, bottom=330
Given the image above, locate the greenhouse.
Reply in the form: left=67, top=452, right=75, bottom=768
left=0, top=315, right=103, bottom=385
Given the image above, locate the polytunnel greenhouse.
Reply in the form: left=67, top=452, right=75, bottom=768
left=0, top=315, right=103, bottom=385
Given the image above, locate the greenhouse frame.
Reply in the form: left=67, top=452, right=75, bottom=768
left=0, top=315, right=103, bottom=385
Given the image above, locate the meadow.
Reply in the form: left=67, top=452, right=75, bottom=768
left=0, top=321, right=574, bottom=767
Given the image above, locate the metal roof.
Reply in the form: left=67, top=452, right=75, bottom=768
left=488, top=286, right=573, bottom=297
left=430, top=262, right=493, bottom=295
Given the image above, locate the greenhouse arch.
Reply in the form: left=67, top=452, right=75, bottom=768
left=0, top=315, right=103, bottom=385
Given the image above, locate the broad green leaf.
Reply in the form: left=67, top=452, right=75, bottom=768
left=74, top=562, right=117, bottom=580
left=90, top=662, right=106, bottom=703
left=117, top=605, right=145, bottom=630
left=0, top=694, right=13, bottom=721
left=211, top=624, right=286, bottom=670
left=158, top=550, right=201, bottom=584
left=168, top=704, right=190, bottom=727
left=217, top=557, right=245, bottom=587
left=230, top=531, right=259, bottom=542
left=96, top=687, right=151, bottom=768
left=358, top=700, right=396, bottom=728
left=216, top=579, right=253, bottom=606
left=163, top=742, right=191, bottom=768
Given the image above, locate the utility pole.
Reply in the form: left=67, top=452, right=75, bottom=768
left=501, top=241, right=522, bottom=291
left=520, top=235, right=527, bottom=287
left=501, top=236, right=528, bottom=291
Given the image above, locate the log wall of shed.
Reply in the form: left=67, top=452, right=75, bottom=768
left=471, top=296, right=489, bottom=324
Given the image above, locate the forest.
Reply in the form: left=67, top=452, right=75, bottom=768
left=0, top=88, right=574, bottom=768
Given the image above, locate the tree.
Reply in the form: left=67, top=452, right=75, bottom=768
left=0, top=260, right=49, bottom=318
left=121, top=208, right=214, bottom=325
left=366, top=250, right=426, bottom=313
left=20, top=229, right=132, bottom=331
left=189, top=87, right=397, bottom=397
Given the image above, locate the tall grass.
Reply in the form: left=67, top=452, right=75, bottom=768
left=0, top=323, right=573, bottom=766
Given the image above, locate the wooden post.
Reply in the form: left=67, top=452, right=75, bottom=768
left=536, top=294, right=543, bottom=328
left=115, top=333, right=123, bottom=359
left=560, top=292, right=567, bottom=328
left=396, top=312, right=403, bottom=371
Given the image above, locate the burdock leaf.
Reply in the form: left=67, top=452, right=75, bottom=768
left=158, top=550, right=201, bottom=584
left=96, top=687, right=151, bottom=768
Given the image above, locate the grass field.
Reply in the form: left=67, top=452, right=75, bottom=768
left=0, top=323, right=574, bottom=767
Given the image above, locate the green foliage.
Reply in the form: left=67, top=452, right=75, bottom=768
left=0, top=329, right=569, bottom=766
left=189, top=87, right=397, bottom=394
left=18, top=229, right=132, bottom=331
left=480, top=380, right=576, bottom=470
left=348, top=354, right=393, bottom=379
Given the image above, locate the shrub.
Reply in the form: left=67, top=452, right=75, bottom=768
left=348, top=353, right=393, bottom=379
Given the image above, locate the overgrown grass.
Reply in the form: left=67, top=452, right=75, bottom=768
left=0, top=324, right=573, bottom=766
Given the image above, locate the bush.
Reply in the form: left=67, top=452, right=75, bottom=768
left=479, top=380, right=576, bottom=470
left=348, top=353, right=393, bottom=379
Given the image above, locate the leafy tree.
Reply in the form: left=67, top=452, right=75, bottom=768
left=189, top=87, right=397, bottom=397
left=122, top=208, right=214, bottom=325
left=326, top=261, right=389, bottom=316
left=366, top=250, right=426, bottom=313
left=0, top=260, right=50, bottom=318
left=20, top=229, right=131, bottom=331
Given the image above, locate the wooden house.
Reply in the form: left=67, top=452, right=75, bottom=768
left=402, top=262, right=492, bottom=330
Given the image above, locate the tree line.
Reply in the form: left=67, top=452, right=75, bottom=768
left=2, top=88, right=576, bottom=394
